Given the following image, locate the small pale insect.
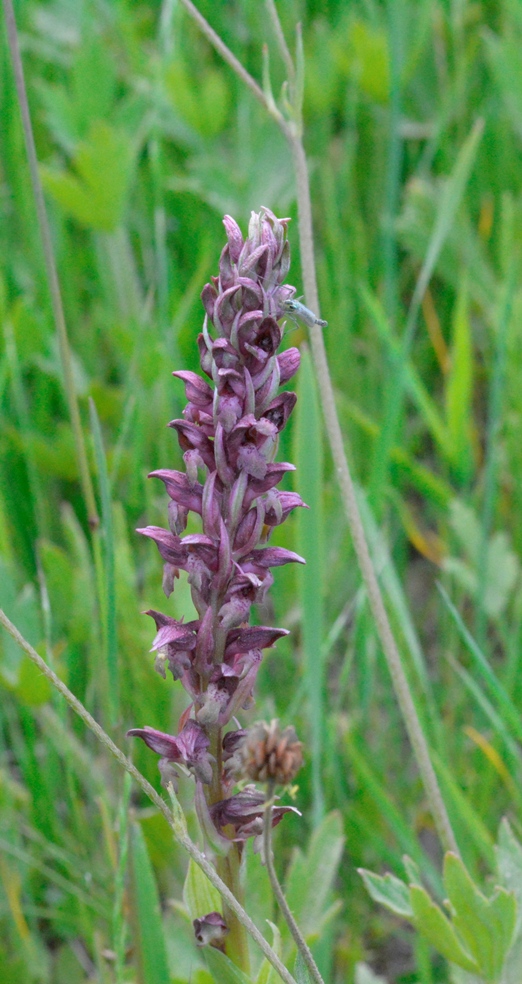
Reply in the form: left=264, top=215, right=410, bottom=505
left=283, top=298, right=328, bottom=328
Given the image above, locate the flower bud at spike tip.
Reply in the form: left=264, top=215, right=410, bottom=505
left=127, top=209, right=307, bottom=855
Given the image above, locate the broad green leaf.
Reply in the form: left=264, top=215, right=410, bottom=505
left=244, top=840, right=274, bottom=938
left=403, top=856, right=422, bottom=887
left=444, top=853, right=517, bottom=981
left=445, top=501, right=520, bottom=619
left=359, top=869, right=412, bottom=918
left=483, top=532, right=519, bottom=620
left=256, top=922, right=283, bottom=984
left=165, top=61, right=229, bottom=137
left=284, top=812, right=344, bottom=938
left=41, top=121, right=135, bottom=231
left=409, top=885, right=478, bottom=973
left=203, top=947, right=253, bottom=984
left=130, top=823, right=170, bottom=984
left=496, top=820, right=522, bottom=984
left=183, top=858, right=221, bottom=923
left=496, top=820, right=522, bottom=904
left=293, top=950, right=314, bottom=984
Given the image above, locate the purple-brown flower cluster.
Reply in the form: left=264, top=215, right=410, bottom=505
left=128, top=208, right=304, bottom=852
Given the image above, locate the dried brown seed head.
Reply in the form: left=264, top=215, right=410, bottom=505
left=238, top=719, right=303, bottom=786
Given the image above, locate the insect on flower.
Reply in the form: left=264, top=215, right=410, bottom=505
left=283, top=298, right=328, bottom=328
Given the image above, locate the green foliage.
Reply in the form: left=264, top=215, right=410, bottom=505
left=283, top=812, right=344, bottom=947
left=41, top=122, right=136, bottom=231
left=204, top=947, right=253, bottom=984
left=3, top=0, right=522, bottom=980
left=130, top=822, right=171, bottom=984
left=361, top=836, right=520, bottom=981
left=183, top=858, right=221, bottom=922
left=294, top=950, right=316, bottom=984
left=255, top=923, right=282, bottom=984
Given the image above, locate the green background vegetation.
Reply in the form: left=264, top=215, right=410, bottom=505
left=1, top=0, right=522, bottom=981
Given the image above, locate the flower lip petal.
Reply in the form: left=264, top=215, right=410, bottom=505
left=246, top=546, right=306, bottom=569
left=148, top=470, right=204, bottom=513
left=277, top=346, right=301, bottom=384
left=173, top=370, right=213, bottom=407
left=225, top=625, right=288, bottom=658
left=126, top=726, right=185, bottom=761
left=137, top=526, right=188, bottom=565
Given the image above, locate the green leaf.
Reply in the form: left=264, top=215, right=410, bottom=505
left=496, top=820, right=522, bottom=902
left=41, top=121, right=135, bottom=231
left=255, top=922, right=283, bottom=984
left=444, top=852, right=517, bottom=981
left=402, top=856, right=422, bottom=887
left=203, top=947, right=253, bottom=984
left=358, top=869, right=413, bottom=918
left=496, top=820, right=522, bottom=984
left=293, top=950, right=314, bottom=984
left=14, top=654, right=52, bottom=706
left=183, top=858, right=221, bottom=923
left=409, top=885, right=478, bottom=973
left=284, top=812, right=344, bottom=939
left=130, top=823, right=170, bottom=984
left=348, top=20, right=390, bottom=103
left=165, top=60, right=229, bottom=137
left=445, top=282, right=474, bottom=483
left=483, top=531, right=519, bottom=620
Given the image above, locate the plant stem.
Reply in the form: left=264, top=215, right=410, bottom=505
left=0, top=608, right=297, bottom=984
left=208, top=729, right=251, bottom=972
left=178, top=0, right=266, bottom=110
left=2, top=0, right=99, bottom=530
left=263, top=783, right=325, bottom=984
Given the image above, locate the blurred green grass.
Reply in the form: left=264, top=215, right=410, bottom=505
left=2, top=0, right=522, bottom=981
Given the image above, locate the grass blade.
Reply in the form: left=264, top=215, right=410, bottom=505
left=369, top=118, right=484, bottom=504
left=438, top=583, right=522, bottom=742
left=89, top=398, right=119, bottom=724
left=130, top=822, right=170, bottom=984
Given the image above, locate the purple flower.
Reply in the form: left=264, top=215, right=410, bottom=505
left=209, top=785, right=300, bottom=852
left=193, top=911, right=228, bottom=948
left=130, top=209, right=304, bottom=848
left=127, top=720, right=213, bottom=784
